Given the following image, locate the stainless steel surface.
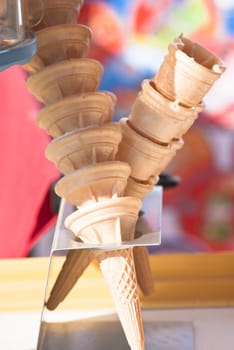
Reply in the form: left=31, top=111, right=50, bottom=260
left=38, top=312, right=194, bottom=350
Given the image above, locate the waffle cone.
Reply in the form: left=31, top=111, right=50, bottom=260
left=125, top=176, right=158, bottom=201
left=46, top=249, right=93, bottom=310
left=55, top=161, right=131, bottom=207
left=26, top=58, right=103, bottom=105
left=24, top=24, right=92, bottom=74
left=65, top=196, right=142, bottom=244
left=65, top=196, right=144, bottom=347
left=45, top=123, right=122, bottom=174
left=29, top=0, right=84, bottom=31
left=125, top=175, right=156, bottom=298
left=133, top=246, right=155, bottom=297
left=154, top=34, right=226, bottom=107
left=96, top=248, right=145, bottom=350
left=116, top=118, right=175, bottom=181
left=129, top=79, right=204, bottom=143
left=36, top=91, right=116, bottom=138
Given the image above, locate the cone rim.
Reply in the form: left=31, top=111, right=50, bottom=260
left=141, top=79, right=205, bottom=114
left=55, top=161, right=131, bottom=197
left=65, top=196, right=142, bottom=235
left=172, top=34, right=226, bottom=76
left=120, top=118, right=172, bottom=155
left=37, top=91, right=116, bottom=129
left=45, top=122, right=121, bottom=160
left=27, top=58, right=103, bottom=91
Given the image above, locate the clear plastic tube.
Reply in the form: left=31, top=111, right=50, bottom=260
left=0, top=0, right=25, bottom=49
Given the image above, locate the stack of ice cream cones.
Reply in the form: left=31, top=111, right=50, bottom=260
left=24, top=2, right=146, bottom=349
left=117, top=33, right=226, bottom=192
left=116, top=33, right=226, bottom=300
left=24, top=3, right=225, bottom=347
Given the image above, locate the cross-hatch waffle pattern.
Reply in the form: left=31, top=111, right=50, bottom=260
left=97, top=249, right=138, bottom=304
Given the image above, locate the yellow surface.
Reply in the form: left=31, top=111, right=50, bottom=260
left=0, top=252, right=234, bottom=312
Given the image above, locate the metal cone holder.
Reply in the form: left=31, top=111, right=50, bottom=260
left=36, top=186, right=163, bottom=350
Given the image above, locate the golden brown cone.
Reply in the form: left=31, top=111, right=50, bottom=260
left=26, top=58, right=103, bottom=105
left=65, top=197, right=145, bottom=349
left=46, top=249, right=94, bottom=310
left=45, top=123, right=122, bottom=174
left=24, top=24, right=92, bottom=74
left=154, top=34, right=226, bottom=107
left=55, top=161, right=131, bottom=208
left=116, top=118, right=175, bottom=181
left=133, top=246, right=155, bottom=297
left=129, top=79, right=204, bottom=143
left=45, top=163, right=130, bottom=311
left=125, top=176, right=157, bottom=297
left=36, top=91, right=116, bottom=138
left=96, top=248, right=145, bottom=350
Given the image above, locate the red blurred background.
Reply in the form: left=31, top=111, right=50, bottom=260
left=0, top=0, right=233, bottom=257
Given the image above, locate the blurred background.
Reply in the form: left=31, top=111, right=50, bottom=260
left=0, top=0, right=233, bottom=258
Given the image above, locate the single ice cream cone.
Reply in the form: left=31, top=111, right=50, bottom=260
left=65, top=196, right=142, bottom=244
left=125, top=176, right=158, bottom=201
left=129, top=79, right=204, bottom=143
left=96, top=248, right=145, bottom=350
left=24, top=24, right=92, bottom=74
left=45, top=123, right=122, bottom=174
left=154, top=34, right=226, bottom=107
left=46, top=249, right=94, bottom=310
left=65, top=196, right=144, bottom=349
left=133, top=246, right=155, bottom=296
left=28, top=0, right=84, bottom=32
left=36, top=91, right=116, bottom=138
left=26, top=58, right=103, bottom=105
left=116, top=118, right=175, bottom=181
left=55, top=161, right=131, bottom=208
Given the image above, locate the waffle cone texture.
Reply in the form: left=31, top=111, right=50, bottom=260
left=24, top=2, right=147, bottom=349
left=24, top=6, right=225, bottom=347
